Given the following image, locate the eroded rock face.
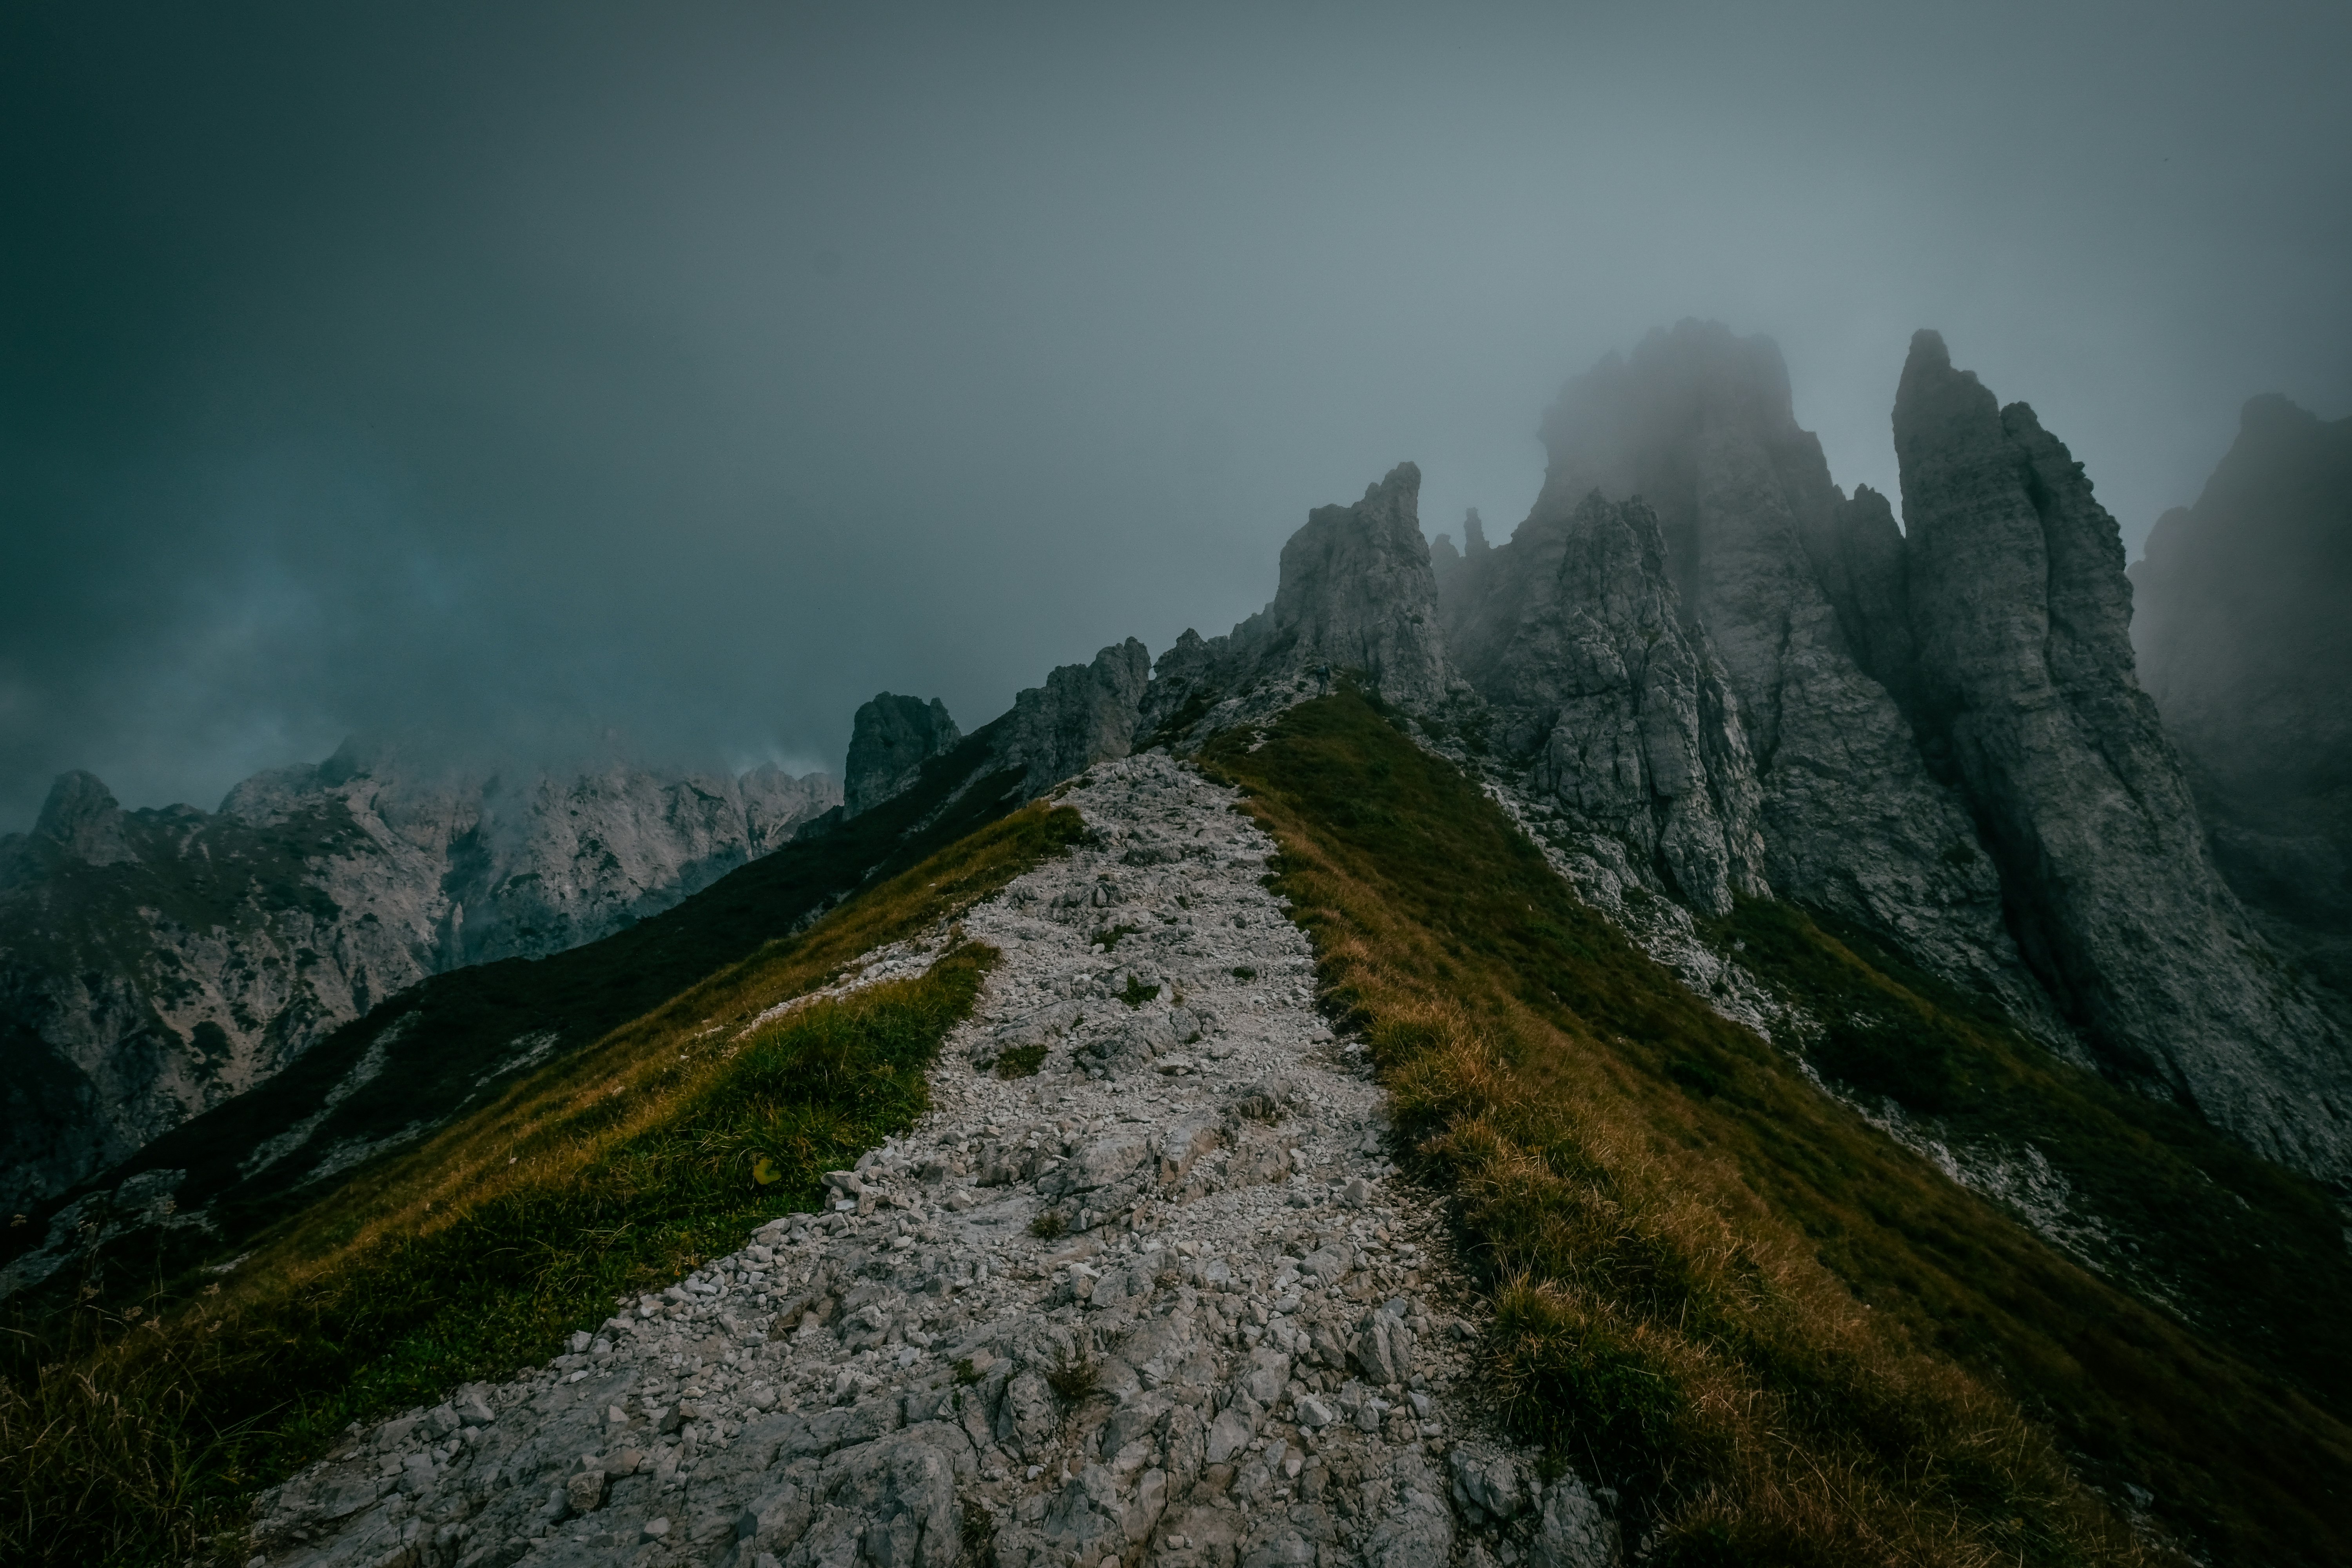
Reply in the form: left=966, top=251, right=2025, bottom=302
left=1267, top=463, right=1452, bottom=711
left=2130, top=394, right=2352, bottom=996
left=997, top=639, right=1153, bottom=796
left=1445, top=491, right=1766, bottom=916
left=1446, top=322, right=2043, bottom=1024
left=0, top=751, right=839, bottom=1210
left=1141, top=465, right=1457, bottom=742
left=845, top=697, right=963, bottom=818
left=1894, top=330, right=2352, bottom=1174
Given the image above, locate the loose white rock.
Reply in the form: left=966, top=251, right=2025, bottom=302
left=249, top=755, right=1621, bottom=1568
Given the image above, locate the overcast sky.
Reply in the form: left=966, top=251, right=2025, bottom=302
left=6, top=1, right=2348, bottom=831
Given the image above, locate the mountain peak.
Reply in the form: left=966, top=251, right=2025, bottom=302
left=33, top=771, right=134, bottom=866
left=844, top=695, right=962, bottom=817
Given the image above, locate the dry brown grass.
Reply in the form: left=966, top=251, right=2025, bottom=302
left=1197, top=694, right=2274, bottom=1566
left=1316, top=922, right=2135, bottom=1565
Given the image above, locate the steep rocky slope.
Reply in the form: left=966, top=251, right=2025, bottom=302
left=1424, top=321, right=2349, bottom=1185
left=1892, top=331, right=2348, bottom=1176
left=2130, top=394, right=2352, bottom=995
left=1438, top=323, right=2043, bottom=1030
left=0, top=751, right=838, bottom=1213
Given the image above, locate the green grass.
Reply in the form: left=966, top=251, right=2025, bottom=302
left=993, top=1043, right=1049, bottom=1079
left=0, top=802, right=1084, bottom=1568
left=1204, top=688, right=2352, bottom=1567
left=1718, top=897, right=2352, bottom=1413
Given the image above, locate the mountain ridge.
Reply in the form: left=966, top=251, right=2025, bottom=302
left=0, top=748, right=838, bottom=1211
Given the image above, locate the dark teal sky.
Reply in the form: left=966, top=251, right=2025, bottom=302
left=6, top=1, right=2348, bottom=830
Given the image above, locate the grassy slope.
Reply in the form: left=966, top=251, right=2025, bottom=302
left=2, top=727, right=1033, bottom=1308
left=1202, top=691, right=2352, bottom=1568
left=0, top=800, right=1085, bottom=1568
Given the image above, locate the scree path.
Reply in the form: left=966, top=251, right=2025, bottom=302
left=254, top=754, right=1619, bottom=1568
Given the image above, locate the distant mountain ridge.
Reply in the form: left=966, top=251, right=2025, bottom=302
left=2131, top=393, right=2352, bottom=999
left=0, top=745, right=837, bottom=1210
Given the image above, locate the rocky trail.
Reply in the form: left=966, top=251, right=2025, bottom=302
left=252, top=754, right=1618, bottom=1568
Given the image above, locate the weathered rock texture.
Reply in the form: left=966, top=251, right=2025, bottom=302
left=2130, top=394, right=2352, bottom=995
left=996, top=639, right=1153, bottom=797
left=1441, top=323, right=2040, bottom=1016
left=844, top=698, right=962, bottom=818
left=1893, top=330, right=2350, bottom=1174
left=0, top=751, right=838, bottom=1210
left=1142, top=465, right=1459, bottom=742
left=254, top=756, right=1615, bottom=1568
left=1446, top=492, right=1767, bottom=915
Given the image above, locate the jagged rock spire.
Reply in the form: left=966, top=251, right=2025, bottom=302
left=1267, top=462, right=1452, bottom=710
left=1461, top=491, right=1768, bottom=915
left=1446, top=321, right=2041, bottom=1024
left=1894, top=330, right=2351, bottom=1173
left=1137, top=463, right=1457, bottom=739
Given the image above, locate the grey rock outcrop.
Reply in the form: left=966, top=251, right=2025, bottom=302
left=830, top=643, right=1152, bottom=839
left=1445, top=491, right=1767, bottom=916
left=844, top=697, right=963, bottom=818
left=1893, top=330, right=2352, bottom=1174
left=1445, top=323, right=2043, bottom=1021
left=1266, top=463, right=1452, bottom=711
left=997, top=639, right=1153, bottom=796
left=2130, top=394, right=2352, bottom=995
left=1142, top=464, right=1458, bottom=742
left=0, top=750, right=839, bottom=1210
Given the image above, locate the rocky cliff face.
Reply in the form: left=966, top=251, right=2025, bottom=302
left=1411, top=321, right=2349, bottom=1181
left=1444, top=322, right=2044, bottom=1024
left=1265, top=464, right=1454, bottom=711
left=996, top=639, right=1153, bottom=796
left=1142, top=464, right=1460, bottom=742
left=1893, top=330, right=2350, bottom=1174
left=2130, top=395, right=2352, bottom=995
left=0, top=751, right=838, bottom=1210
left=844, top=697, right=963, bottom=818
left=1444, top=491, right=1767, bottom=915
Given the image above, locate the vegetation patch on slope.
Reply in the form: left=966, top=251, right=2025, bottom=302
left=1202, top=690, right=2352, bottom=1568
left=1718, top=897, right=2352, bottom=1412
left=0, top=801, right=1084, bottom=1568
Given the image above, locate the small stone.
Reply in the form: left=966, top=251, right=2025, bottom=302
left=564, top=1470, right=605, bottom=1515
left=641, top=1516, right=671, bottom=1542
left=1207, top=1405, right=1256, bottom=1464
